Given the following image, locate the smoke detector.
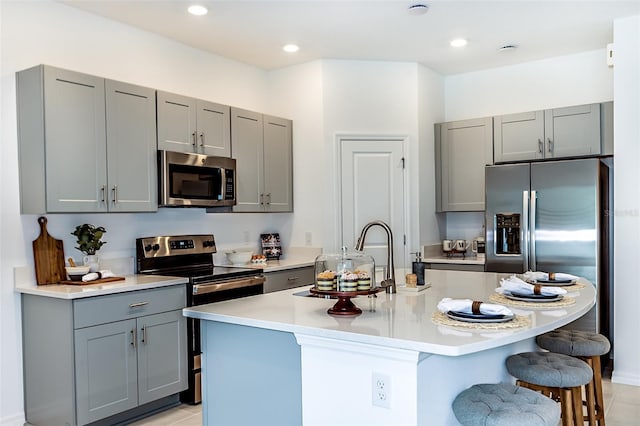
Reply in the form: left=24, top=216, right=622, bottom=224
left=408, top=4, right=429, bottom=15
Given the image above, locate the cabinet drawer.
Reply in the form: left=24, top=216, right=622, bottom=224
left=264, top=266, right=314, bottom=293
left=73, top=285, right=186, bottom=329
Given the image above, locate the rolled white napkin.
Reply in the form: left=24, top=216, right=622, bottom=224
left=523, top=271, right=579, bottom=281
left=82, top=269, right=116, bottom=282
left=498, top=275, right=567, bottom=296
left=437, top=297, right=513, bottom=316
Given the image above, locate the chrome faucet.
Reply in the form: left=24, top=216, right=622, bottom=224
left=355, top=220, right=396, bottom=294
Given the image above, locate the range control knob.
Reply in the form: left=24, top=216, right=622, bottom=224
left=152, top=244, right=160, bottom=251
left=203, top=240, right=214, bottom=248
left=144, top=244, right=153, bottom=252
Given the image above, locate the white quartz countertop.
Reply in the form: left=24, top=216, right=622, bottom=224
left=15, top=274, right=187, bottom=299
left=235, top=257, right=315, bottom=272
left=184, top=270, right=595, bottom=357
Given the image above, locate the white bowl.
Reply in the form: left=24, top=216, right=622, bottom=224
left=226, top=250, right=253, bottom=265
left=65, top=265, right=90, bottom=281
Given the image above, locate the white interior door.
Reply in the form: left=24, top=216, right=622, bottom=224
left=340, top=139, right=406, bottom=281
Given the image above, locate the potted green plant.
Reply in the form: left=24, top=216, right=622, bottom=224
left=71, top=224, right=107, bottom=272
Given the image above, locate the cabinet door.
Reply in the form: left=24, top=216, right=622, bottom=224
left=263, top=115, right=293, bottom=212
left=157, top=91, right=197, bottom=153
left=264, top=266, right=314, bottom=293
left=105, top=80, right=158, bottom=212
left=44, top=66, right=108, bottom=212
left=439, top=117, right=493, bottom=211
left=137, top=310, right=188, bottom=405
left=231, top=108, right=265, bottom=212
left=75, top=319, right=138, bottom=425
left=493, top=110, right=544, bottom=162
left=544, top=103, right=601, bottom=158
left=197, top=100, right=231, bottom=157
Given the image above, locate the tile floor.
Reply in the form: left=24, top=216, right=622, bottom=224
left=131, top=374, right=640, bottom=425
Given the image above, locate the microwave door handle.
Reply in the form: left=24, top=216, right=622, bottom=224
left=221, top=169, right=226, bottom=199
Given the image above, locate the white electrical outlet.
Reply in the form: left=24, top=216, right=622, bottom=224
left=305, top=232, right=312, bottom=246
left=372, top=372, right=391, bottom=408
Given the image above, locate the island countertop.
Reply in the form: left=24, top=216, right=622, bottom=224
left=183, top=269, right=595, bottom=356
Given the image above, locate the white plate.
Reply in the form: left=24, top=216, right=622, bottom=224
left=446, top=311, right=515, bottom=323
left=504, top=292, right=564, bottom=303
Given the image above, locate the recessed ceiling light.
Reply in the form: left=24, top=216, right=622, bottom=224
left=450, top=38, right=468, bottom=48
left=188, top=5, right=208, bottom=16
left=408, top=4, right=429, bottom=16
left=282, top=44, right=300, bottom=53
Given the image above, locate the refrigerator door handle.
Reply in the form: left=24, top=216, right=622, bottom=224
left=522, top=190, right=529, bottom=271
left=530, top=190, right=537, bottom=271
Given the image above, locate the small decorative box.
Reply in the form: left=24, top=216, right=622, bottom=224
left=260, top=233, right=282, bottom=260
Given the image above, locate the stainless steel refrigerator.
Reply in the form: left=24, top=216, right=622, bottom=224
left=485, top=158, right=612, bottom=338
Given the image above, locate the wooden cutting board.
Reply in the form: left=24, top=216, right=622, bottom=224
left=33, top=216, right=66, bottom=285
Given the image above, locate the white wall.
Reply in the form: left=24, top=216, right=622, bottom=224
left=442, top=49, right=614, bottom=240
left=612, top=15, right=640, bottom=386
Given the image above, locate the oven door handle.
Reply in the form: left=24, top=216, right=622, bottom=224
left=192, top=276, right=265, bottom=295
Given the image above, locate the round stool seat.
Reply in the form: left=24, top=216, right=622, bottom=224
left=453, top=383, right=561, bottom=426
left=506, top=352, right=592, bottom=388
left=536, top=329, right=610, bottom=357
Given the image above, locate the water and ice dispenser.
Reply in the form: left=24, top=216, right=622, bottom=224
left=495, top=213, right=521, bottom=255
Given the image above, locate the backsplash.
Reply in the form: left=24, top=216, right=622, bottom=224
left=445, top=211, right=485, bottom=241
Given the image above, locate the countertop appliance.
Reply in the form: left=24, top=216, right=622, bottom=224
left=485, top=158, right=612, bottom=341
left=158, top=150, right=236, bottom=208
left=136, top=234, right=264, bottom=404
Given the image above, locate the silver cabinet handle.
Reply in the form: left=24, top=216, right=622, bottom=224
left=112, top=185, right=118, bottom=204
left=191, top=131, right=197, bottom=149
left=101, top=185, right=106, bottom=203
left=199, top=132, right=205, bottom=148
left=547, top=138, right=553, bottom=154
left=260, top=193, right=264, bottom=205
left=129, top=301, right=148, bottom=308
left=287, top=277, right=299, bottom=281
left=130, top=329, right=136, bottom=349
left=141, top=325, right=147, bottom=344
left=265, top=193, right=271, bottom=205
left=538, top=139, right=543, bottom=154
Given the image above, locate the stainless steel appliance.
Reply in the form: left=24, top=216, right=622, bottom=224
left=485, top=158, right=612, bottom=339
left=136, top=234, right=264, bottom=404
left=158, top=150, right=236, bottom=207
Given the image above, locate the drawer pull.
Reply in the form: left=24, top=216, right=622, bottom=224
left=287, top=277, right=299, bottom=281
left=129, top=301, right=148, bottom=308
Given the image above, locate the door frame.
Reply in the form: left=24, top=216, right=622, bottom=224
left=334, top=133, right=410, bottom=268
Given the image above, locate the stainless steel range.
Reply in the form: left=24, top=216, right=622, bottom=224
left=136, top=234, right=264, bottom=404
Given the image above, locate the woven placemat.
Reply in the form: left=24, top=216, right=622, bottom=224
left=431, top=311, right=531, bottom=330
left=490, top=293, right=576, bottom=308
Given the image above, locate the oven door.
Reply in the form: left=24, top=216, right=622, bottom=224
left=159, top=150, right=236, bottom=207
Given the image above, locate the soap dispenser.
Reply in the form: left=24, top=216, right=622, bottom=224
left=411, top=251, right=426, bottom=286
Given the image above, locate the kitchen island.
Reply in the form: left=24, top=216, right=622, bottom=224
left=183, top=270, right=596, bottom=426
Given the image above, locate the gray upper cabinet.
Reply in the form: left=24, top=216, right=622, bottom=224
left=494, top=103, right=601, bottom=163
left=436, top=117, right=493, bottom=212
left=105, top=80, right=158, bottom=212
left=231, top=107, right=293, bottom=212
left=157, top=91, right=231, bottom=157
left=16, top=65, right=157, bottom=213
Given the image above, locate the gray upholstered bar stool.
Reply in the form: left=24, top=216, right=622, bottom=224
left=506, top=352, right=593, bottom=426
left=537, top=330, right=611, bottom=426
left=452, top=383, right=561, bottom=426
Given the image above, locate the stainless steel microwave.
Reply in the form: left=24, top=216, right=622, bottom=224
left=158, top=150, right=236, bottom=207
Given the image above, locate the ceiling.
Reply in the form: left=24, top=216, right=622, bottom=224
left=61, top=0, right=640, bottom=75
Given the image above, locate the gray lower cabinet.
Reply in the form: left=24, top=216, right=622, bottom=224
left=16, top=65, right=157, bottom=213
left=157, top=91, right=231, bottom=157
left=435, top=117, right=493, bottom=212
left=231, top=108, right=293, bottom=212
left=22, top=285, right=187, bottom=426
left=425, top=262, right=485, bottom=272
left=264, top=266, right=314, bottom=293
left=494, top=103, right=602, bottom=162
